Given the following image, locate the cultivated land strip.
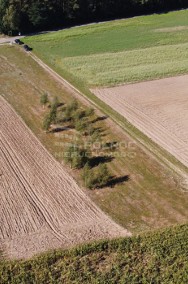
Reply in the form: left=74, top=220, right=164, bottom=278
left=92, top=75, right=188, bottom=170
left=0, top=96, right=130, bottom=259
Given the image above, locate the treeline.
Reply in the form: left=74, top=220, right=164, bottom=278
left=0, top=0, right=188, bottom=34
left=41, top=94, right=114, bottom=189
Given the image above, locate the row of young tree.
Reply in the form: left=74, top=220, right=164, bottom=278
left=0, top=0, right=188, bottom=34
left=41, top=94, right=112, bottom=189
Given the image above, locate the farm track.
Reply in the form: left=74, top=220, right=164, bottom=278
left=0, top=96, right=130, bottom=259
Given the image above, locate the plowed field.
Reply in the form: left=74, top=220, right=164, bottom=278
left=92, top=75, right=188, bottom=169
left=0, top=96, right=130, bottom=259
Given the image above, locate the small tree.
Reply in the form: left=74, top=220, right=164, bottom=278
left=90, top=129, right=102, bottom=143
left=82, top=163, right=93, bottom=188
left=52, top=96, right=60, bottom=108
left=70, top=99, right=79, bottom=111
left=42, top=98, right=58, bottom=131
left=65, top=144, right=89, bottom=169
left=82, top=163, right=111, bottom=189
left=63, top=106, right=73, bottom=122
left=75, top=119, right=88, bottom=134
left=40, top=93, right=48, bottom=107
left=64, top=99, right=79, bottom=122
left=86, top=124, right=95, bottom=136
left=85, top=107, right=95, bottom=117
left=49, top=103, right=58, bottom=123
left=42, top=113, right=52, bottom=131
left=64, top=144, right=75, bottom=167
left=73, top=147, right=88, bottom=169
left=97, top=164, right=111, bottom=188
left=73, top=109, right=86, bottom=121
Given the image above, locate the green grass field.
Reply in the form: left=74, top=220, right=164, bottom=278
left=25, top=10, right=188, bottom=86
left=1, top=224, right=188, bottom=283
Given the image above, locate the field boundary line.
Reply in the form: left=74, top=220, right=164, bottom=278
left=28, top=52, right=188, bottom=182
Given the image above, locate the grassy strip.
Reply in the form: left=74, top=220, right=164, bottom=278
left=1, top=45, right=188, bottom=234
left=55, top=43, right=188, bottom=86
left=1, top=223, right=188, bottom=283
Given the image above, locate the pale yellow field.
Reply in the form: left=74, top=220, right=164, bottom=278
left=92, top=75, right=188, bottom=168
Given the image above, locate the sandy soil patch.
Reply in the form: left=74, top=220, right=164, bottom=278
left=92, top=75, right=188, bottom=169
left=0, top=97, right=130, bottom=259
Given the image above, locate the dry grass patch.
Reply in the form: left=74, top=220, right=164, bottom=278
left=155, top=26, right=188, bottom=32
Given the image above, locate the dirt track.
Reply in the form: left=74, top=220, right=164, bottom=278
left=92, top=75, right=188, bottom=169
left=0, top=96, right=130, bottom=259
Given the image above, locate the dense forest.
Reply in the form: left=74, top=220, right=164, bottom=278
left=0, top=0, right=188, bottom=34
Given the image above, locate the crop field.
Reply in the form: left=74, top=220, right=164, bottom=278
left=24, top=10, right=188, bottom=87
left=92, top=75, right=188, bottom=169
left=1, top=45, right=188, bottom=244
left=1, top=223, right=188, bottom=283
left=0, top=96, right=130, bottom=259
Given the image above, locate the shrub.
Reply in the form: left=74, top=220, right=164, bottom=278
left=82, top=163, right=111, bottom=189
left=49, top=104, right=57, bottom=123
left=85, top=107, right=95, bottom=117
left=82, top=162, right=96, bottom=189
left=65, top=144, right=90, bottom=169
left=63, top=100, right=78, bottom=123
left=90, top=129, right=102, bottom=143
left=75, top=119, right=88, bottom=134
left=73, top=109, right=86, bottom=121
left=96, top=164, right=111, bottom=188
left=40, top=93, right=48, bottom=106
left=52, top=96, right=60, bottom=108
left=68, top=99, right=79, bottom=112
left=42, top=113, right=52, bottom=131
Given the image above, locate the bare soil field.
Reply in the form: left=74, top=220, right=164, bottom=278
left=0, top=96, right=130, bottom=259
left=92, top=75, right=188, bottom=169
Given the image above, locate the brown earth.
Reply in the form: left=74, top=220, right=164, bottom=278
left=0, top=96, right=130, bottom=259
left=92, top=75, right=188, bottom=170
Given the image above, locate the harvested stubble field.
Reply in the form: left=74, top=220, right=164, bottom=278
left=92, top=75, right=188, bottom=169
left=0, top=97, right=130, bottom=259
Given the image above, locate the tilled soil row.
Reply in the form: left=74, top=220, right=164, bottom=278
left=0, top=96, right=131, bottom=259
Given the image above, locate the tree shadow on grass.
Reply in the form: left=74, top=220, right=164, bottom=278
left=57, top=102, right=64, bottom=108
left=103, top=141, right=118, bottom=150
left=89, top=156, right=114, bottom=168
left=92, top=115, right=108, bottom=124
left=50, top=126, right=70, bottom=133
left=48, top=102, right=64, bottom=109
left=93, top=126, right=107, bottom=137
left=104, top=175, right=130, bottom=188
